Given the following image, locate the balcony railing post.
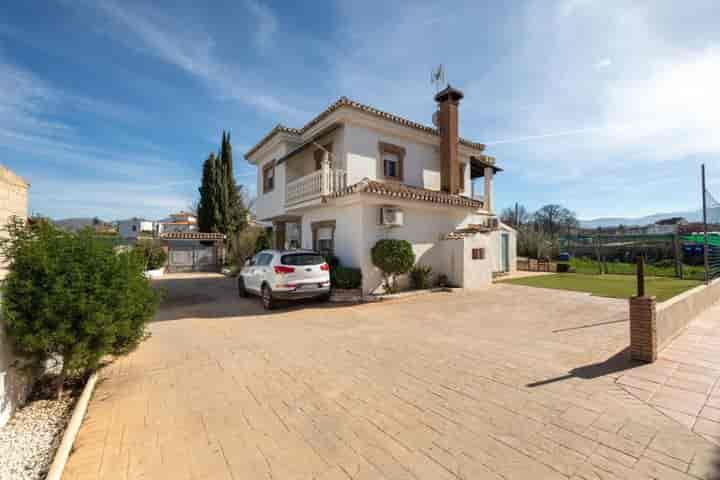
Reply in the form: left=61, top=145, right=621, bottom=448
left=320, top=151, right=330, bottom=195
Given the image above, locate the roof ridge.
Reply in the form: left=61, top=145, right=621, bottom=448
left=245, top=96, right=487, bottom=159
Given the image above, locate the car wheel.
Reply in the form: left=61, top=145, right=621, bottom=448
left=318, top=292, right=331, bottom=302
left=261, top=284, right=274, bottom=310
left=238, top=277, right=248, bottom=297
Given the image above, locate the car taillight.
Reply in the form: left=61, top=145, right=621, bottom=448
left=274, top=265, right=295, bottom=274
left=320, top=263, right=330, bottom=271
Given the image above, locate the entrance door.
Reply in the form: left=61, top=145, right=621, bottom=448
left=501, top=233, right=510, bottom=273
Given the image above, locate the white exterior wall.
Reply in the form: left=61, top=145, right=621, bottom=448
left=255, top=143, right=289, bottom=221
left=341, top=121, right=472, bottom=194
left=119, top=219, right=155, bottom=239
left=0, top=167, right=30, bottom=427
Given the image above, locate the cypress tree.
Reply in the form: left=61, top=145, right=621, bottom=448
left=197, top=153, right=221, bottom=232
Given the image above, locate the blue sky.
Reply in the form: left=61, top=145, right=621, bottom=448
left=1, top=0, right=719, bottom=221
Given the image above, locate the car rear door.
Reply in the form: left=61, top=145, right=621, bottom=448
left=256, top=253, right=274, bottom=290
left=241, top=254, right=259, bottom=292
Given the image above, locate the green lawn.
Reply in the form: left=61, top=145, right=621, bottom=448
left=568, top=258, right=706, bottom=281
left=500, top=273, right=701, bottom=302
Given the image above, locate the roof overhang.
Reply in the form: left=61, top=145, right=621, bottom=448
left=275, top=123, right=342, bottom=166
left=470, top=156, right=503, bottom=178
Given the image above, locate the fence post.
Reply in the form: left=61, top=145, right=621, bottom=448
left=629, top=255, right=657, bottom=362
left=637, top=256, right=645, bottom=297
left=673, top=233, right=683, bottom=280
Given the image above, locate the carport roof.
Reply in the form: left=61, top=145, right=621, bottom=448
left=161, top=232, right=225, bottom=241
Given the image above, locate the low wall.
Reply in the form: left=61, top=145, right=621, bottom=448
left=657, top=278, right=720, bottom=350
left=630, top=278, right=720, bottom=362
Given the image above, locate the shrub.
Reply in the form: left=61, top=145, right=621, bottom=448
left=230, top=226, right=266, bottom=266
left=134, top=240, right=167, bottom=270
left=333, top=266, right=362, bottom=289
left=409, top=264, right=432, bottom=289
left=1, top=218, right=160, bottom=398
left=371, top=239, right=415, bottom=293
left=254, top=229, right=272, bottom=252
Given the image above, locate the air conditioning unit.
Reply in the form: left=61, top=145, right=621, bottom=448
left=380, top=207, right=404, bottom=227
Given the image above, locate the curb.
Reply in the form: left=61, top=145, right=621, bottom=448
left=45, top=371, right=99, bottom=480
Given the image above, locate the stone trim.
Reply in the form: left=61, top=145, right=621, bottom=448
left=629, top=296, right=658, bottom=363
left=378, top=141, right=405, bottom=181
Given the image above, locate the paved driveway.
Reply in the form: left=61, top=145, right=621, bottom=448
left=63, top=273, right=720, bottom=479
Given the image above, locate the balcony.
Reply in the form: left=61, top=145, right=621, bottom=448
left=286, top=168, right=347, bottom=206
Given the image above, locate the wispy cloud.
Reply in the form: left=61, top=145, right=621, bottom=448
left=245, top=0, right=278, bottom=49
left=77, top=0, right=305, bottom=119
left=30, top=176, right=195, bottom=219
left=485, top=126, right=608, bottom=145
left=593, top=58, right=612, bottom=69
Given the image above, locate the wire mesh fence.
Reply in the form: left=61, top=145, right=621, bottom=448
left=703, top=175, right=720, bottom=280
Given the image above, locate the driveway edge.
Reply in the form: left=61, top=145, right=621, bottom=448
left=45, top=371, right=99, bottom=480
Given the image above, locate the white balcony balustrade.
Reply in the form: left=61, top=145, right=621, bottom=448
left=286, top=168, right=347, bottom=205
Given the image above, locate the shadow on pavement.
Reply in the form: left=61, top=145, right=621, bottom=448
left=526, top=347, right=641, bottom=388
left=151, top=273, right=355, bottom=322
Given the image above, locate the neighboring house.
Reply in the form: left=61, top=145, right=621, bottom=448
left=245, top=87, right=517, bottom=293
left=118, top=218, right=156, bottom=240
left=157, top=211, right=198, bottom=235
left=646, top=217, right=688, bottom=235
left=0, top=166, right=30, bottom=427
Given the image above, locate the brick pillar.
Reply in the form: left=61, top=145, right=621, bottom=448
left=629, top=296, right=657, bottom=362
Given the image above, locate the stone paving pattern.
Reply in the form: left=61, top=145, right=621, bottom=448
left=63, top=274, right=720, bottom=479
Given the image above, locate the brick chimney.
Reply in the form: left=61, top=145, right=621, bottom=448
left=435, top=85, right=464, bottom=194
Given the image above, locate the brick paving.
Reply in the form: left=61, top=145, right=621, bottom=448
left=63, top=274, right=720, bottom=479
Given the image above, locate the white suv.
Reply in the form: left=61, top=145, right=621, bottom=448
left=238, top=250, right=331, bottom=309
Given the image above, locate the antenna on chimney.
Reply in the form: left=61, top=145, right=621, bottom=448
left=431, top=64, right=445, bottom=93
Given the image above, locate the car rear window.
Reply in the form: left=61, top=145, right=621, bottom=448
left=281, top=253, right=325, bottom=266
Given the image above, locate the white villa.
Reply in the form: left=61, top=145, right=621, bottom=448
left=118, top=218, right=155, bottom=239
left=118, top=211, right=198, bottom=240
left=245, top=86, right=517, bottom=293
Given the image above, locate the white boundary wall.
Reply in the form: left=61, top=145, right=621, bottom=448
left=0, top=166, right=30, bottom=427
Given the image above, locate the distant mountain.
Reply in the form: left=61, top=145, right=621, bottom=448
left=579, top=210, right=703, bottom=229
left=53, top=217, right=100, bottom=231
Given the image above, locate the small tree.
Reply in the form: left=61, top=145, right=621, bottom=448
left=255, top=229, right=272, bottom=253
left=1, top=218, right=160, bottom=398
left=371, top=239, right=415, bottom=293
left=134, top=240, right=167, bottom=270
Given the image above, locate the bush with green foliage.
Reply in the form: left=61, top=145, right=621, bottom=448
left=332, top=266, right=362, bottom=289
left=410, top=264, right=433, bottom=289
left=134, top=240, right=167, bottom=270
left=255, top=229, right=272, bottom=252
left=1, top=219, right=160, bottom=398
left=371, top=239, right=415, bottom=293
left=229, top=226, right=266, bottom=267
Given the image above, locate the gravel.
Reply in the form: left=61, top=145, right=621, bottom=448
left=0, top=396, right=74, bottom=480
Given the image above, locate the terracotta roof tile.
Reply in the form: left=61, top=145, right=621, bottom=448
left=324, top=179, right=483, bottom=209
left=161, top=232, right=225, bottom=240
left=245, top=97, right=487, bottom=159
